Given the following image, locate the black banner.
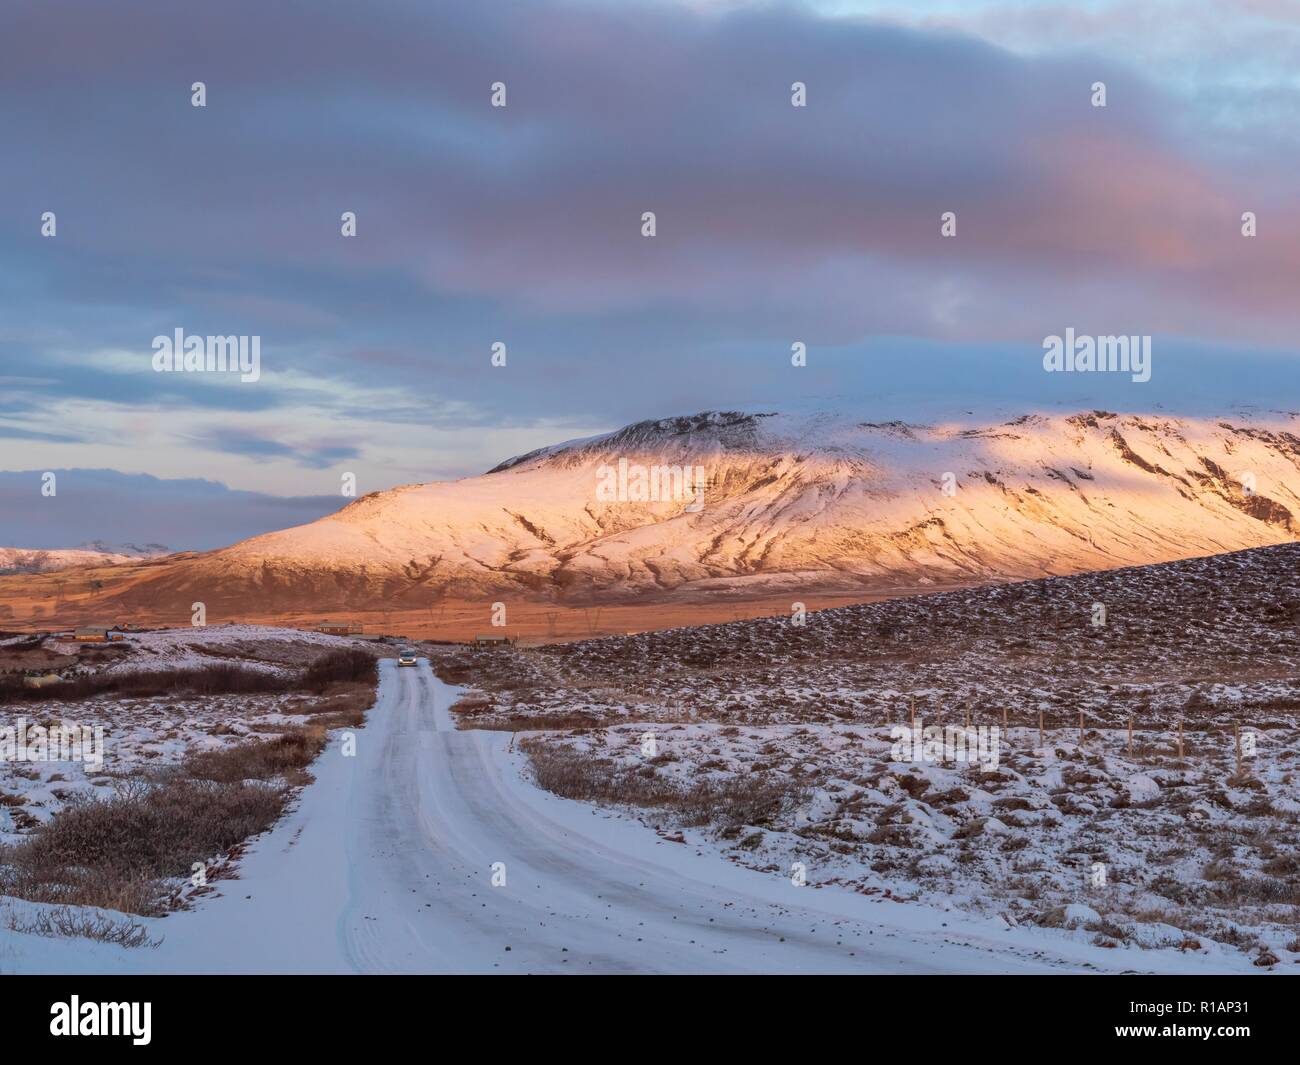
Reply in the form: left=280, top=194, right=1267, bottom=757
left=1, top=974, right=1287, bottom=1050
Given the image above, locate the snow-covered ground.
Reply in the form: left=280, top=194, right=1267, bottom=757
left=0, top=624, right=375, bottom=836
left=438, top=542, right=1300, bottom=733
left=435, top=543, right=1300, bottom=967
left=0, top=662, right=1265, bottom=974
left=522, top=720, right=1300, bottom=965
left=45, top=624, right=374, bottom=676
left=0, top=691, right=308, bottom=838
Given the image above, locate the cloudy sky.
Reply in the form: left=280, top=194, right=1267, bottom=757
left=3, top=0, right=1300, bottom=547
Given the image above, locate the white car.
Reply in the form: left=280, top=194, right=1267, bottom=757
left=397, top=649, right=418, bottom=667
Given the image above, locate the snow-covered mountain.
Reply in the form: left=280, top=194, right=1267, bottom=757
left=75, top=540, right=171, bottom=559
left=74, top=408, right=1300, bottom=612
left=0, top=546, right=166, bottom=575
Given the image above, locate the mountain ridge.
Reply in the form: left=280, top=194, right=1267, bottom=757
left=3, top=408, right=1298, bottom=616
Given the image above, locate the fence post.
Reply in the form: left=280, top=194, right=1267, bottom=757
left=1039, top=709, right=1044, bottom=749
left=1128, top=715, right=1133, bottom=756
left=1177, top=720, right=1184, bottom=760
left=1235, top=721, right=1242, bottom=776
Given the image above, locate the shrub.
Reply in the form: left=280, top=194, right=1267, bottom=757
left=301, top=648, right=378, bottom=690
left=184, top=727, right=326, bottom=785
left=0, top=776, right=288, bottom=915
left=523, top=739, right=805, bottom=829
left=0, top=663, right=288, bottom=703
left=1, top=648, right=380, bottom=704
left=2, top=904, right=157, bottom=948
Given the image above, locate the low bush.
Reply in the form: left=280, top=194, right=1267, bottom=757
left=523, top=738, right=805, bottom=829
left=184, top=727, right=326, bottom=785
left=0, top=723, right=330, bottom=917
left=301, top=648, right=379, bottom=690
left=2, top=903, right=157, bottom=948
left=0, top=775, right=288, bottom=915
left=0, top=663, right=288, bottom=703
left=0, top=647, right=380, bottom=704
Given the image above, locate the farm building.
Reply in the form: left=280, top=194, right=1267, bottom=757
left=73, top=627, right=109, bottom=642
left=317, top=621, right=363, bottom=636
left=473, top=634, right=514, bottom=646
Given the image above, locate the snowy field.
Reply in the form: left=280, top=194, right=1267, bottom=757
left=0, top=690, right=315, bottom=839
left=439, top=543, right=1300, bottom=968
left=437, top=543, right=1300, bottom=732
left=2, top=572, right=1296, bottom=972
left=1, top=626, right=377, bottom=835
left=0, top=625, right=379, bottom=916
left=41, top=623, right=374, bottom=676
left=0, top=663, right=1259, bottom=974
left=522, top=720, right=1300, bottom=966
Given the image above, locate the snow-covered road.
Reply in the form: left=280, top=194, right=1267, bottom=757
left=0, top=661, right=1256, bottom=974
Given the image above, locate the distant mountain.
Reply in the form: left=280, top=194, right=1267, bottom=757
left=75, top=541, right=171, bottom=559
left=0, top=468, right=342, bottom=554
left=39, top=408, right=1299, bottom=613
left=0, top=547, right=144, bottom=575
